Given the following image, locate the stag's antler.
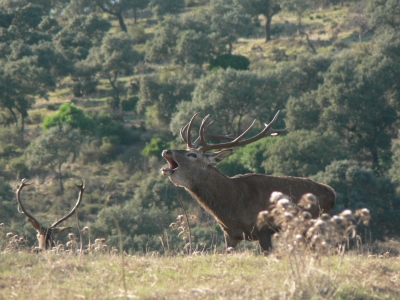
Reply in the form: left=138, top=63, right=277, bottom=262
left=50, top=179, right=85, bottom=228
left=16, top=178, right=86, bottom=249
left=16, top=179, right=41, bottom=231
left=180, top=111, right=287, bottom=152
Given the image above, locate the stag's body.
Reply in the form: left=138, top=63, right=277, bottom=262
left=162, top=111, right=335, bottom=252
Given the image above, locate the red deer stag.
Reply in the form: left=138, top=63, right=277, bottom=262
left=16, top=178, right=85, bottom=250
left=161, top=111, right=335, bottom=253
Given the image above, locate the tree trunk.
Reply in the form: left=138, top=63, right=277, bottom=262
left=133, top=7, right=137, bottom=24
left=116, top=12, right=127, bottom=32
left=371, top=146, right=379, bottom=169
left=58, top=163, right=64, bottom=196
left=228, top=42, right=233, bottom=54
left=265, top=15, right=272, bottom=42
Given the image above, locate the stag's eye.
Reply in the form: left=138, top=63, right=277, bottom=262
left=187, top=153, right=197, bottom=158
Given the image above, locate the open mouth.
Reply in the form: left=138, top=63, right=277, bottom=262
left=161, top=156, right=178, bottom=175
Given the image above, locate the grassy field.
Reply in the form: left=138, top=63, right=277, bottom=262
left=1, top=248, right=400, bottom=299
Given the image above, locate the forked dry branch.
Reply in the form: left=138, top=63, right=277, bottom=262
left=16, top=178, right=86, bottom=250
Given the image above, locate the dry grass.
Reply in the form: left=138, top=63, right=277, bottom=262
left=1, top=250, right=400, bottom=299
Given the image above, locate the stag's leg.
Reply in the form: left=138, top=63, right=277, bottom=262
left=257, top=228, right=274, bottom=254
left=224, top=232, right=240, bottom=252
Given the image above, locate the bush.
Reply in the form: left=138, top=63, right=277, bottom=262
left=209, top=54, right=250, bottom=71
left=141, top=137, right=169, bottom=158
left=312, top=160, right=400, bottom=239
left=121, top=96, right=138, bottom=112
left=43, top=103, right=95, bottom=134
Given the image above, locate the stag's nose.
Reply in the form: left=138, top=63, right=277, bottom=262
left=162, top=149, right=172, bottom=156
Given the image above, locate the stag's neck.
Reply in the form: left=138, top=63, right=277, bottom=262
left=185, top=166, right=234, bottom=221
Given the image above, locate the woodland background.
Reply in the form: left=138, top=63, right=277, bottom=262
left=1, top=0, right=400, bottom=253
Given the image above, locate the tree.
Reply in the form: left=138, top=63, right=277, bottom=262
left=26, top=125, right=83, bottom=198
left=0, top=1, right=70, bottom=133
left=170, top=68, right=292, bottom=136
left=83, top=32, right=141, bottom=109
left=287, top=53, right=399, bottom=169
left=281, top=0, right=316, bottom=52
left=281, top=0, right=312, bottom=34
left=53, top=14, right=111, bottom=61
left=262, top=130, right=347, bottom=177
left=312, top=160, right=400, bottom=238
left=247, top=0, right=282, bottom=42
left=42, top=103, right=96, bottom=134
left=318, top=54, right=397, bottom=168
left=149, top=0, right=185, bottom=18
left=95, top=0, right=150, bottom=31
left=348, top=1, right=369, bottom=42
left=138, top=65, right=203, bottom=127
left=367, top=0, right=400, bottom=33
left=210, top=10, right=253, bottom=52
left=146, top=7, right=252, bottom=65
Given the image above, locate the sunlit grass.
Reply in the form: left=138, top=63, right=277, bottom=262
left=1, top=250, right=400, bottom=299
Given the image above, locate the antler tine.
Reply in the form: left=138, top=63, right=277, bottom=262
left=181, top=113, right=200, bottom=149
left=16, top=179, right=42, bottom=230
left=200, top=110, right=287, bottom=152
left=50, top=179, right=86, bottom=228
left=180, top=123, right=189, bottom=144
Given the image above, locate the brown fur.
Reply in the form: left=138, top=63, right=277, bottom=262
left=161, top=149, right=335, bottom=252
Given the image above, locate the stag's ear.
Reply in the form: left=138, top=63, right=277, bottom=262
left=205, top=149, right=233, bottom=164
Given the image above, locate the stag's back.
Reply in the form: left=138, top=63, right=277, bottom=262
left=232, top=174, right=335, bottom=218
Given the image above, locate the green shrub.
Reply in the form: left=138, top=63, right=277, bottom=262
left=209, top=54, right=250, bottom=71
left=121, top=96, right=138, bottom=112
left=141, top=137, right=169, bottom=157
left=43, top=103, right=95, bottom=134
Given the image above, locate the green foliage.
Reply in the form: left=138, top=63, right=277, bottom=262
left=26, top=125, right=83, bottom=173
left=287, top=53, right=399, bottom=168
left=367, top=0, right=400, bottom=32
left=90, top=197, right=174, bottom=253
left=141, top=138, right=170, bottom=157
left=146, top=6, right=251, bottom=65
left=312, top=160, right=400, bottom=238
left=209, top=54, right=250, bottom=71
left=43, top=103, right=95, bottom=134
left=150, top=0, right=185, bottom=18
left=389, top=138, right=400, bottom=194
left=94, top=111, right=138, bottom=145
left=170, top=67, right=293, bottom=136
left=217, top=137, right=278, bottom=176
left=121, top=96, right=138, bottom=112
left=82, top=32, right=141, bottom=109
left=138, top=65, right=203, bottom=126
left=263, top=130, right=347, bottom=177
left=54, top=14, right=111, bottom=61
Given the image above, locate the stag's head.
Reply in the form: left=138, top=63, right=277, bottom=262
left=161, top=111, right=286, bottom=188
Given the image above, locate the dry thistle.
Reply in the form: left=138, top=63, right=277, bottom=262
left=6, top=232, right=13, bottom=238
left=354, top=208, right=371, bottom=226
left=259, top=192, right=371, bottom=255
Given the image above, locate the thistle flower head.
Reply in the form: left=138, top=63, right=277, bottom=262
left=277, top=199, right=290, bottom=209
left=270, top=192, right=287, bottom=204
left=320, top=213, right=330, bottom=221
left=302, top=211, right=312, bottom=220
